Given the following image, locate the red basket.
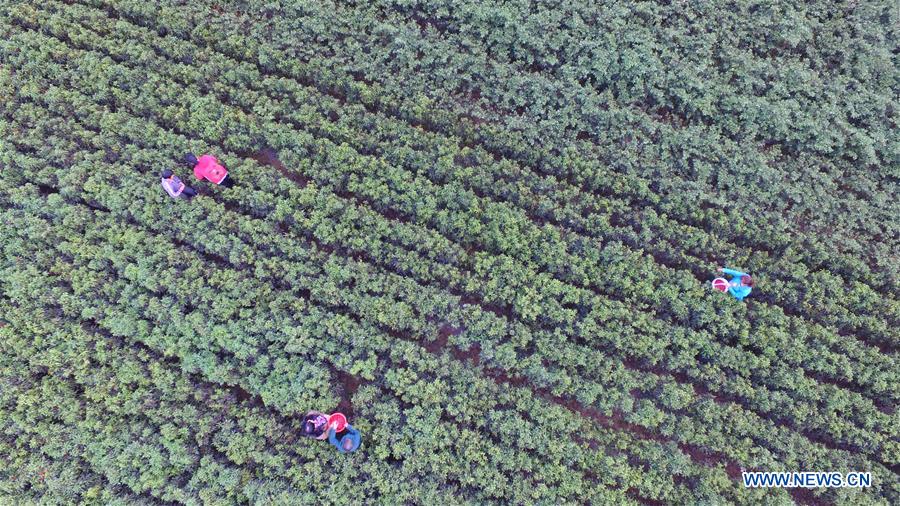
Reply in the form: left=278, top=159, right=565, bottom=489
left=712, top=278, right=729, bottom=293
left=328, top=412, right=348, bottom=432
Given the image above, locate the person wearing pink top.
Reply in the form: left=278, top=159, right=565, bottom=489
left=185, top=153, right=234, bottom=187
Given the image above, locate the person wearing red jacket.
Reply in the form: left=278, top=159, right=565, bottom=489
left=185, top=153, right=234, bottom=187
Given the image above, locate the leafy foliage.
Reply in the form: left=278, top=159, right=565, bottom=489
left=0, top=0, right=897, bottom=505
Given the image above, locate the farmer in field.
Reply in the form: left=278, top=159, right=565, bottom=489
left=186, top=153, right=234, bottom=187
left=301, top=411, right=330, bottom=440
left=160, top=169, right=197, bottom=199
left=328, top=423, right=361, bottom=453
left=718, top=267, right=754, bottom=301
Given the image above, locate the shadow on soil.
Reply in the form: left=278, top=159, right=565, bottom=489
left=249, top=146, right=309, bottom=187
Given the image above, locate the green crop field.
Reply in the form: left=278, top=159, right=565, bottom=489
left=1, top=0, right=897, bottom=504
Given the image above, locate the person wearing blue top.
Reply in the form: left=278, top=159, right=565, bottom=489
left=328, top=424, right=361, bottom=453
left=719, top=267, right=754, bottom=301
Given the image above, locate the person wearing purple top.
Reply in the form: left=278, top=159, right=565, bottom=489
left=301, top=411, right=330, bottom=440
left=161, top=169, right=197, bottom=199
